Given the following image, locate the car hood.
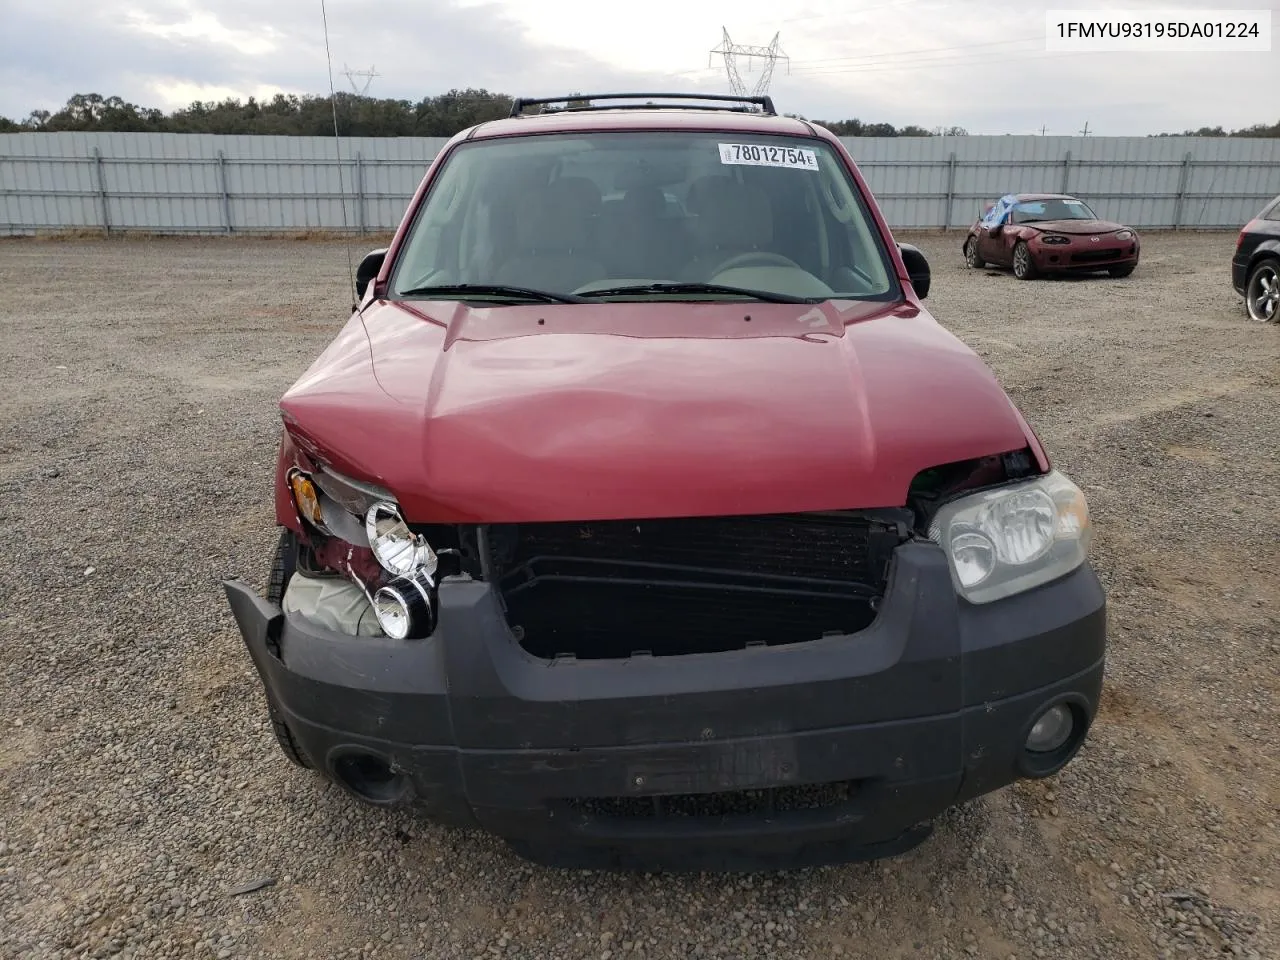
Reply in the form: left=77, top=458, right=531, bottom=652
left=1029, top=219, right=1127, bottom=235
left=279, top=298, right=1045, bottom=523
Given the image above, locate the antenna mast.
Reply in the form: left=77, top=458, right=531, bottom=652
left=319, top=0, right=357, bottom=309
left=709, top=28, right=789, bottom=97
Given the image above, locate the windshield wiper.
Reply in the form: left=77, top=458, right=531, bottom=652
left=397, top=283, right=587, bottom=304
left=577, top=282, right=814, bottom=304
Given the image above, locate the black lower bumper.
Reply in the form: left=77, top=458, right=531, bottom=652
left=224, top=541, right=1107, bottom=871
left=1039, top=252, right=1138, bottom=272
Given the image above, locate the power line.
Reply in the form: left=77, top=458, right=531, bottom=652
left=791, top=35, right=1041, bottom=69
left=791, top=39, right=1045, bottom=75
left=737, top=0, right=943, bottom=29
left=791, top=46, right=1104, bottom=78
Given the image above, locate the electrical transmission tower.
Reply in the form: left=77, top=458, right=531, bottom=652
left=342, top=64, right=380, bottom=97
left=709, top=28, right=789, bottom=97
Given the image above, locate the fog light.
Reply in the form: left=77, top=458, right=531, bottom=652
left=371, top=575, right=435, bottom=640
left=1026, top=703, right=1074, bottom=753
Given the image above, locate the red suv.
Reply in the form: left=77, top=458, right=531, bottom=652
left=224, top=93, right=1107, bottom=871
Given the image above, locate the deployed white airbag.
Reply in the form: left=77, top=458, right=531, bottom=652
left=282, top=572, right=383, bottom=637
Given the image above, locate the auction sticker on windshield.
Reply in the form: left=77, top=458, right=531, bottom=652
left=719, top=143, right=819, bottom=170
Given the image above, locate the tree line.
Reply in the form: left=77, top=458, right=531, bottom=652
left=1, top=91, right=1276, bottom=139
left=0, top=91, right=965, bottom=137
left=1155, top=122, right=1280, bottom=138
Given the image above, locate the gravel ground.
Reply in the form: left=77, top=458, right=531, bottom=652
left=1, top=231, right=1277, bottom=960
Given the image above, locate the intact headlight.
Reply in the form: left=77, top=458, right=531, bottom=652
left=927, top=470, right=1091, bottom=603
left=1115, top=230, right=1134, bottom=240
left=365, top=501, right=438, bottom=577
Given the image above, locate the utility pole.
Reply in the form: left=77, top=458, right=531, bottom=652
left=1040, top=124, right=1048, bottom=136
left=1080, top=120, right=1091, bottom=136
left=709, top=28, right=789, bottom=97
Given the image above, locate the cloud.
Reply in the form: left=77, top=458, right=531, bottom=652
left=0, top=0, right=1274, bottom=134
left=146, top=81, right=293, bottom=110
left=124, top=7, right=282, bottom=57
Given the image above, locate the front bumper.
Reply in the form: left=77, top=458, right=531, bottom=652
left=1033, top=240, right=1139, bottom=272
left=223, top=541, right=1106, bottom=871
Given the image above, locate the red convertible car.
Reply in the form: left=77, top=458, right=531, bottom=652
left=963, top=193, right=1140, bottom=280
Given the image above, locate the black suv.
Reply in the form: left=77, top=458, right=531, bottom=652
left=1233, top=193, right=1280, bottom=323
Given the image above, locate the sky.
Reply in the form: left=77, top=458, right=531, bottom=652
left=0, top=0, right=1275, bottom=135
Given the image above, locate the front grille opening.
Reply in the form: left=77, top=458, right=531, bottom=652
left=563, top=779, right=862, bottom=821
left=486, top=512, right=905, bottom=660
left=1071, top=249, right=1123, bottom=264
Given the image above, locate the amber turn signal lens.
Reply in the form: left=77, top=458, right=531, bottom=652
left=287, top=469, right=323, bottom=526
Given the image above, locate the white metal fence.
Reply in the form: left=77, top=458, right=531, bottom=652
left=3, top=131, right=1279, bottom=235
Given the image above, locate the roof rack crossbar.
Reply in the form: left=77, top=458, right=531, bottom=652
left=508, top=92, right=777, bottom=118
left=520, top=102, right=764, bottom=116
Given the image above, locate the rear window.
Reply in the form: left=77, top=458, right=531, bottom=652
left=388, top=130, right=899, bottom=304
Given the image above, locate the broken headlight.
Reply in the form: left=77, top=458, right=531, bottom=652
left=365, top=501, right=438, bottom=578
left=927, top=470, right=1091, bottom=604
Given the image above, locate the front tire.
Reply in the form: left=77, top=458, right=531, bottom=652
left=263, top=529, right=312, bottom=768
left=964, top=237, right=985, bottom=268
left=266, top=527, right=297, bottom=605
left=1245, top=257, right=1280, bottom=322
left=1012, top=241, right=1036, bottom=280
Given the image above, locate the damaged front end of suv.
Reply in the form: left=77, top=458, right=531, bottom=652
left=223, top=93, right=1106, bottom=872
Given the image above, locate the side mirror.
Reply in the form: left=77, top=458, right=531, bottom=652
left=355, top=248, right=388, bottom=300
left=898, top=243, right=931, bottom=299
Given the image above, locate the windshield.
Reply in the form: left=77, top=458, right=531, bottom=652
left=1011, top=198, right=1097, bottom=223
left=389, top=131, right=898, bottom=303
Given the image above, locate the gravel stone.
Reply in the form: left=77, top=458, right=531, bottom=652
left=0, top=233, right=1276, bottom=959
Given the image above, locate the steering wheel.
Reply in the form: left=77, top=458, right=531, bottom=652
left=709, top=251, right=805, bottom=275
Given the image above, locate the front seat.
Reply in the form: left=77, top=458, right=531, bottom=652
left=600, top=185, right=683, bottom=279
left=494, top=177, right=606, bottom=293
left=683, top=176, right=774, bottom=280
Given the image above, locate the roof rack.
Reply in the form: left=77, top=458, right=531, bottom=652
left=508, top=92, right=777, bottom=119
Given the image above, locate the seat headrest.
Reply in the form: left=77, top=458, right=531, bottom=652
left=686, top=176, right=772, bottom=249
left=620, top=185, right=667, bottom=219
left=513, top=177, right=602, bottom=251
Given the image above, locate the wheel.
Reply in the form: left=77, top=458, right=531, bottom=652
left=267, top=698, right=311, bottom=768
left=1012, top=241, right=1036, bottom=280
left=266, top=527, right=297, bottom=605
left=263, top=529, right=312, bottom=768
left=1245, top=257, right=1280, bottom=322
left=1108, top=263, right=1136, bottom=279
left=964, top=237, right=985, bottom=268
